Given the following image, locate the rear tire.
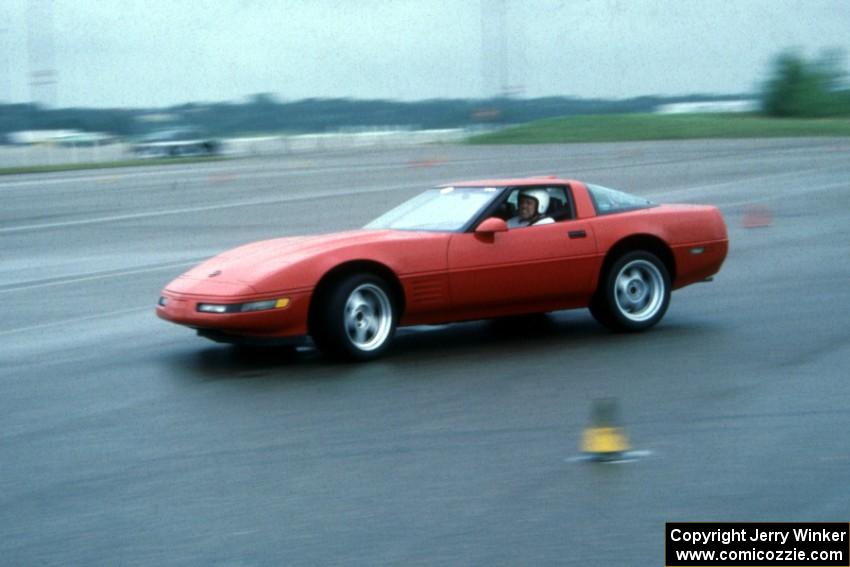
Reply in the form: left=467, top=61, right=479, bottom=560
left=311, top=273, right=397, bottom=361
left=590, top=250, right=671, bottom=332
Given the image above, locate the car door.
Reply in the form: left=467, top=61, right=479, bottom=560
left=446, top=214, right=598, bottom=317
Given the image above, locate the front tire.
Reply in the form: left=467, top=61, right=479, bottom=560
left=312, top=273, right=397, bottom=361
left=590, top=251, right=671, bottom=332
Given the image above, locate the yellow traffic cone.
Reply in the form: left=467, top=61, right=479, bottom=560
left=581, top=398, right=631, bottom=462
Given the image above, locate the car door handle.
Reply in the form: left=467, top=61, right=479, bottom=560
left=568, top=230, right=587, bottom=239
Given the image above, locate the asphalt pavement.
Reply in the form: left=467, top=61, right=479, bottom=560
left=2, top=139, right=850, bottom=566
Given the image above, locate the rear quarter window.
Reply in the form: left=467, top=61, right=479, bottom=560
left=586, top=184, right=655, bottom=215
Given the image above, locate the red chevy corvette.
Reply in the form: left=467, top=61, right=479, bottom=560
left=157, top=177, right=728, bottom=360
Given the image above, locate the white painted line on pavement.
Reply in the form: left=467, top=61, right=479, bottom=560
left=0, top=165, right=582, bottom=233
left=0, top=260, right=199, bottom=294
left=2, top=162, right=845, bottom=235
left=0, top=306, right=150, bottom=337
left=0, top=182, right=424, bottom=233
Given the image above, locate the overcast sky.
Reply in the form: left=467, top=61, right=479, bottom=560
left=2, top=0, right=849, bottom=108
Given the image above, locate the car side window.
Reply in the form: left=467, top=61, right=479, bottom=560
left=504, top=185, right=574, bottom=228
left=543, top=186, right=573, bottom=222
left=585, top=184, right=654, bottom=215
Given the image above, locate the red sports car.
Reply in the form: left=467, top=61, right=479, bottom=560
left=157, top=177, right=728, bottom=360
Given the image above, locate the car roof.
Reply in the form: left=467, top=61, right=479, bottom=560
left=444, top=176, right=579, bottom=187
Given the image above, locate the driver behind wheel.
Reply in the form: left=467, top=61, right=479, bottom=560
left=507, top=189, right=555, bottom=228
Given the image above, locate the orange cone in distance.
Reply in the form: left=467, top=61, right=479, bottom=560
left=742, top=204, right=773, bottom=229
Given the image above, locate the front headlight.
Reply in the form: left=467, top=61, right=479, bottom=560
left=158, top=296, right=168, bottom=307
left=197, top=298, right=290, bottom=314
left=198, top=303, right=229, bottom=313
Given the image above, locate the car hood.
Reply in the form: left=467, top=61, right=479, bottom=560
left=168, top=229, right=442, bottom=295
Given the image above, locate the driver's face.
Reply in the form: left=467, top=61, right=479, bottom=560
left=518, top=196, right=538, bottom=219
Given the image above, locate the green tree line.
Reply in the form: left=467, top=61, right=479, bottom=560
left=3, top=47, right=846, bottom=141
left=762, top=49, right=850, bottom=117
left=0, top=93, right=745, bottom=141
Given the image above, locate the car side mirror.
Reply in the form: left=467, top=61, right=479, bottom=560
left=475, top=217, right=508, bottom=234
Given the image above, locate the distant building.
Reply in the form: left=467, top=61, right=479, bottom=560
left=130, top=127, right=219, bottom=157
left=5, top=129, right=115, bottom=145
left=655, top=100, right=758, bottom=114
left=7, top=129, right=81, bottom=144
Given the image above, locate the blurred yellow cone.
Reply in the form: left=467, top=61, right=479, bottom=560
left=581, top=398, right=631, bottom=461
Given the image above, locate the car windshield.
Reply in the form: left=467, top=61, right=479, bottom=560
left=364, top=186, right=502, bottom=231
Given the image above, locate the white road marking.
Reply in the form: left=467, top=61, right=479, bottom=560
left=0, top=306, right=149, bottom=337
left=1, top=163, right=845, bottom=298
left=0, top=164, right=589, bottom=233
left=718, top=180, right=850, bottom=208
left=0, top=152, right=617, bottom=190
left=0, top=260, right=200, bottom=294
left=0, top=182, right=424, bottom=233
left=644, top=163, right=845, bottom=201
left=7, top=156, right=843, bottom=235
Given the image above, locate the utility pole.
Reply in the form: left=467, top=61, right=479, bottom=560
left=495, top=0, right=508, bottom=97
left=480, top=0, right=523, bottom=99
left=27, top=0, right=58, bottom=108
left=0, top=22, right=10, bottom=102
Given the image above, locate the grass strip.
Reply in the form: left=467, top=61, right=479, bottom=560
left=468, top=113, right=850, bottom=144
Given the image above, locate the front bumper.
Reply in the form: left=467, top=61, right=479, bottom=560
left=156, top=288, right=312, bottom=339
